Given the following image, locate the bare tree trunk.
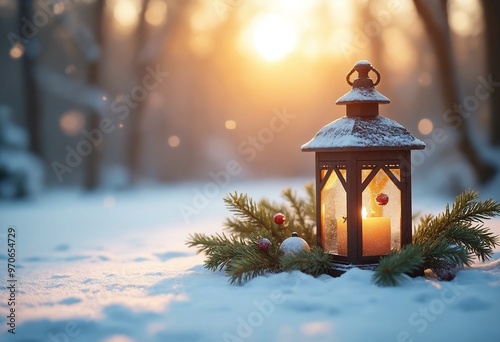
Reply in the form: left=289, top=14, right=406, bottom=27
left=127, top=0, right=150, bottom=183
left=84, top=1, right=105, bottom=190
left=19, top=0, right=42, bottom=157
left=414, top=0, right=496, bottom=184
left=127, top=0, right=183, bottom=183
left=481, top=0, right=500, bottom=147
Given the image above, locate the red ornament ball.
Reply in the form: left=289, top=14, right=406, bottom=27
left=376, top=193, right=389, bottom=206
left=257, top=238, right=272, bottom=253
left=273, top=213, right=286, bottom=225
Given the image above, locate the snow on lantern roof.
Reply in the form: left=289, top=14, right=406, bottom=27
left=301, top=115, right=426, bottom=151
left=336, top=86, right=390, bottom=104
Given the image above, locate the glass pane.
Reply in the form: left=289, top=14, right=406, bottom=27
left=320, top=168, right=347, bottom=255
left=361, top=168, right=401, bottom=256
left=387, top=167, right=400, bottom=181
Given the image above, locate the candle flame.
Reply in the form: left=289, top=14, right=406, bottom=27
left=362, top=206, right=367, bottom=219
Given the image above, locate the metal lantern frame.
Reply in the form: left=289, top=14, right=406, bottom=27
left=302, top=60, right=425, bottom=272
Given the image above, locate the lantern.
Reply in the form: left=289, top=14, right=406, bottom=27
left=302, top=60, right=425, bottom=275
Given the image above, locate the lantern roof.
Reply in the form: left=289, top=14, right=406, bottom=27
left=302, top=60, right=425, bottom=152
left=301, top=115, right=425, bottom=151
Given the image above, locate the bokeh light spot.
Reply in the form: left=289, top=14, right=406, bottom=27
left=418, top=72, right=432, bottom=86
left=168, top=135, right=180, bottom=147
left=449, top=0, right=483, bottom=36
left=112, top=0, right=140, bottom=28
left=146, top=0, right=167, bottom=26
left=53, top=2, right=65, bottom=14
left=9, top=43, right=24, bottom=59
left=225, top=120, right=237, bottom=130
left=60, top=111, right=85, bottom=136
left=418, top=118, right=434, bottom=135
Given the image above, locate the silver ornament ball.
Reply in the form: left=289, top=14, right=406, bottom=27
left=279, top=232, right=310, bottom=255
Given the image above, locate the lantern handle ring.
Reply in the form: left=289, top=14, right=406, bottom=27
left=346, top=66, right=381, bottom=87
left=371, top=67, right=381, bottom=86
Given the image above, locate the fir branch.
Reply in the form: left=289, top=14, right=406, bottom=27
left=373, top=245, right=424, bottom=287
left=432, top=223, right=498, bottom=262
left=186, top=232, right=243, bottom=254
left=280, top=247, right=333, bottom=277
left=226, top=248, right=281, bottom=285
left=419, top=239, right=471, bottom=271
left=186, top=233, right=248, bottom=271
left=223, top=192, right=281, bottom=239
left=448, top=190, right=500, bottom=223
left=414, top=190, right=500, bottom=245
left=413, top=191, right=500, bottom=264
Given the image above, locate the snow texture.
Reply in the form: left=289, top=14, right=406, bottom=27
left=0, top=179, right=499, bottom=342
left=336, top=87, right=390, bottom=104
left=302, top=115, right=426, bottom=151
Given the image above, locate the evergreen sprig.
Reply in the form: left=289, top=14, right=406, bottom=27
left=223, top=192, right=278, bottom=239
left=280, top=247, right=333, bottom=277
left=186, top=232, right=249, bottom=271
left=187, top=184, right=320, bottom=285
left=373, top=190, right=500, bottom=286
left=226, top=246, right=281, bottom=285
left=413, top=190, right=500, bottom=264
left=223, top=188, right=317, bottom=246
left=373, top=244, right=425, bottom=287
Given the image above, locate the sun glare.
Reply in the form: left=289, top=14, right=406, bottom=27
left=250, top=13, right=298, bottom=62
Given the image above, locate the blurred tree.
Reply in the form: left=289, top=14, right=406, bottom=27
left=481, top=0, right=500, bottom=146
left=19, top=0, right=42, bottom=158
left=127, top=0, right=150, bottom=183
left=128, top=0, right=188, bottom=182
left=414, top=0, right=497, bottom=184
left=85, top=1, right=105, bottom=190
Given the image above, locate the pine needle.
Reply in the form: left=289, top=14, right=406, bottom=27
left=373, top=245, right=424, bottom=287
left=226, top=247, right=281, bottom=285
left=186, top=232, right=248, bottom=271
left=413, top=190, right=500, bottom=265
left=223, top=192, right=284, bottom=240
left=280, top=247, right=333, bottom=277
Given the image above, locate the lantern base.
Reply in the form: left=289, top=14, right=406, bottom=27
left=328, top=262, right=425, bottom=278
left=328, top=263, right=379, bottom=277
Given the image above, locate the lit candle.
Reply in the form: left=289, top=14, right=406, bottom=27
left=336, top=207, right=391, bottom=256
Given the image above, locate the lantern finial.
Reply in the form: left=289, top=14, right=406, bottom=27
left=336, top=60, right=390, bottom=117
left=346, top=60, right=380, bottom=88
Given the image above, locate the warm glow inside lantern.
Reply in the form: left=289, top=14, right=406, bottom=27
left=302, top=60, right=425, bottom=273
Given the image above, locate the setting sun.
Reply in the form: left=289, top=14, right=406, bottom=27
left=250, top=13, right=298, bottom=62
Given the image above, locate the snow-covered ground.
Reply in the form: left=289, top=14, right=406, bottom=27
left=1, top=178, right=499, bottom=342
